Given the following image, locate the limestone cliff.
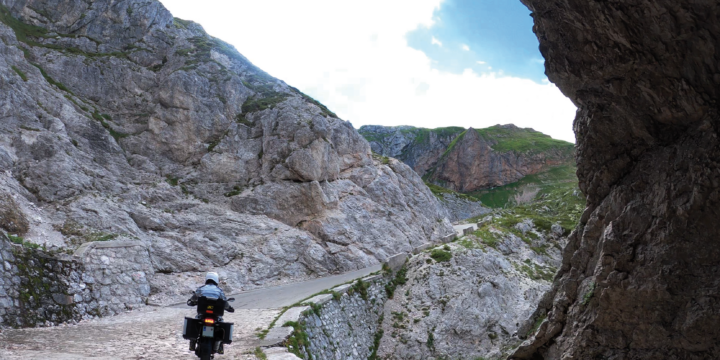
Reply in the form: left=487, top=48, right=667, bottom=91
left=359, top=125, right=465, bottom=177
left=512, top=1, right=720, bottom=359
left=378, top=173, right=583, bottom=360
left=359, top=124, right=574, bottom=193
left=0, top=0, right=453, bottom=323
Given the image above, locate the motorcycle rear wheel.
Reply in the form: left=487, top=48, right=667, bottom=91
left=198, top=338, right=213, bottom=360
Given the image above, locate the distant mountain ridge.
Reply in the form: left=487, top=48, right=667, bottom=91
left=359, top=124, right=575, bottom=193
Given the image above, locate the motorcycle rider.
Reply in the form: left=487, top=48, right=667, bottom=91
left=188, top=272, right=235, bottom=354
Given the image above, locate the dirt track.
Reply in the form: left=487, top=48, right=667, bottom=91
left=0, top=307, right=279, bottom=360
left=0, top=266, right=381, bottom=359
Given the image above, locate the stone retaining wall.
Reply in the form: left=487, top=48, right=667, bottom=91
left=264, top=274, right=390, bottom=360
left=75, top=240, right=153, bottom=316
left=303, top=274, right=387, bottom=360
left=0, top=234, right=154, bottom=328
left=0, top=233, right=83, bottom=327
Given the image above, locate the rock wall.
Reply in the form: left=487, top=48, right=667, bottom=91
left=438, top=193, right=490, bottom=222
left=427, top=126, right=572, bottom=192
left=359, top=125, right=464, bottom=176
left=0, top=233, right=153, bottom=328
left=513, top=1, right=720, bottom=359
left=302, top=276, right=387, bottom=360
left=261, top=274, right=389, bottom=360
left=74, top=240, right=153, bottom=316
left=359, top=124, right=574, bottom=193
left=378, top=217, right=566, bottom=360
left=0, top=233, right=82, bottom=327
left=0, top=0, right=454, bottom=323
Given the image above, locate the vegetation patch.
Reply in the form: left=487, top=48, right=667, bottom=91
left=425, top=181, right=479, bottom=202
left=241, top=93, right=289, bottom=114
left=11, top=65, right=27, bottom=81
left=458, top=237, right=485, bottom=251
left=7, top=234, right=40, bottom=249
left=235, top=113, right=253, bottom=126
left=530, top=314, right=547, bottom=335
left=468, top=166, right=584, bottom=237
left=31, top=63, right=73, bottom=94
left=19, top=125, right=40, bottom=131
left=283, top=320, right=310, bottom=359
left=582, top=282, right=596, bottom=306
left=165, top=175, right=179, bottom=186
left=253, top=347, right=267, bottom=360
left=289, top=86, right=337, bottom=118
left=440, top=129, right=468, bottom=159
left=95, top=111, right=132, bottom=140
left=173, top=17, right=193, bottom=29
left=427, top=329, right=435, bottom=351
left=52, top=220, right=118, bottom=246
left=385, top=264, right=408, bottom=298
left=1, top=4, right=129, bottom=61
left=368, top=314, right=385, bottom=360
left=349, top=279, right=369, bottom=301
left=224, top=185, right=243, bottom=197
left=429, top=249, right=452, bottom=262
left=473, top=227, right=500, bottom=249
left=469, top=164, right=579, bottom=209
left=476, top=125, right=574, bottom=154
left=515, top=260, right=556, bottom=281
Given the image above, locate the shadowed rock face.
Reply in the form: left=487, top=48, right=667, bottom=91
left=513, top=1, right=720, bottom=359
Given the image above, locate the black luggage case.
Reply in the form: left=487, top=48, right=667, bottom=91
left=182, top=317, right=200, bottom=340
left=219, top=322, right=234, bottom=344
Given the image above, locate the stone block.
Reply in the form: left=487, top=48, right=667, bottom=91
left=462, top=226, right=474, bottom=236
left=276, top=306, right=309, bottom=326
left=386, top=252, right=408, bottom=271
left=362, top=274, right=382, bottom=283
left=305, top=294, right=333, bottom=306
left=412, top=243, right=431, bottom=254
left=264, top=346, right=302, bottom=360
left=52, top=293, right=74, bottom=305
left=441, top=233, right=456, bottom=243
left=332, top=284, right=352, bottom=294
left=477, top=219, right=490, bottom=228
left=258, top=327, right=295, bottom=347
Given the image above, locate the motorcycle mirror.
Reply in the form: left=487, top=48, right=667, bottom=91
left=227, top=298, right=235, bottom=302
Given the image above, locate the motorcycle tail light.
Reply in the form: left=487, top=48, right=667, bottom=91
left=206, top=310, right=213, bottom=314
left=203, top=318, right=215, bottom=324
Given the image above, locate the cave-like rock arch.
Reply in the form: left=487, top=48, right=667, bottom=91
left=513, top=1, right=720, bottom=359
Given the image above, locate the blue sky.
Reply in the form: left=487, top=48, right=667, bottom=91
left=407, top=0, right=546, bottom=82
left=161, top=0, right=576, bottom=142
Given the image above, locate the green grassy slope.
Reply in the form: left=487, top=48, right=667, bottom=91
left=475, top=125, right=575, bottom=154
left=468, top=164, right=579, bottom=209
left=468, top=167, right=585, bottom=235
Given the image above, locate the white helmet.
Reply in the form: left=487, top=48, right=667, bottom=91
left=205, top=272, right=219, bottom=285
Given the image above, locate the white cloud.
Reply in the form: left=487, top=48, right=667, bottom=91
left=159, top=0, right=576, bottom=143
left=461, top=44, right=470, bottom=51
left=477, top=60, right=486, bottom=65
left=431, top=36, right=443, bottom=47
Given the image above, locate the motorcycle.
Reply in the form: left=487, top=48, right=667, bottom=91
left=182, top=293, right=236, bottom=360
